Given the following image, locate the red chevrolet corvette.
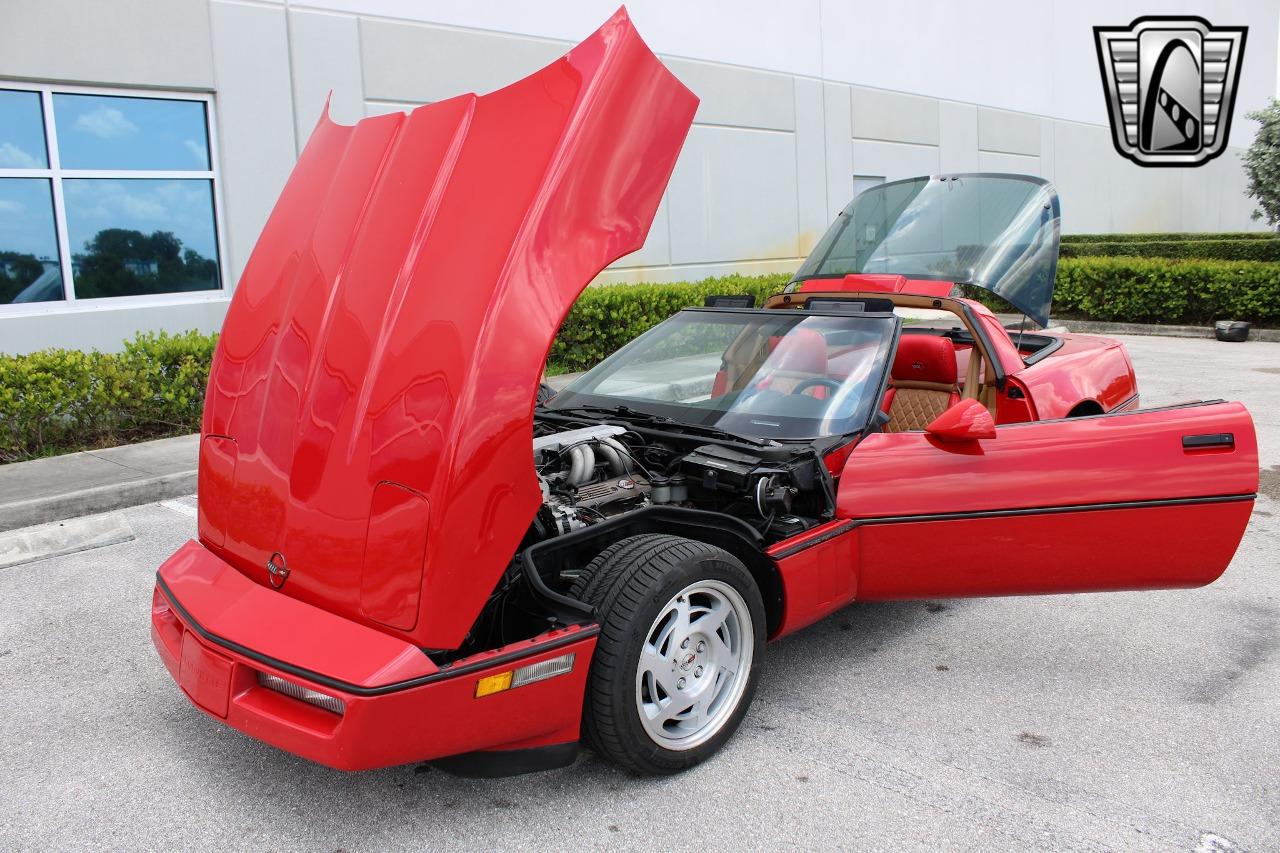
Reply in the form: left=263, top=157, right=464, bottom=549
left=151, top=9, right=1258, bottom=776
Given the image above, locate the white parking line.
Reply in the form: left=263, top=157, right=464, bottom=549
left=159, top=499, right=198, bottom=519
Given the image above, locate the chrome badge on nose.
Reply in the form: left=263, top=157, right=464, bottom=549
left=266, top=551, right=290, bottom=589
left=1094, top=16, right=1247, bottom=167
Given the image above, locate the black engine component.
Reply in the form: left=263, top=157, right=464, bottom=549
left=682, top=444, right=764, bottom=491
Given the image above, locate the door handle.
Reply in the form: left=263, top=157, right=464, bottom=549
left=1182, top=433, right=1234, bottom=450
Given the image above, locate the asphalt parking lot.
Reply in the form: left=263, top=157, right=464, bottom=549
left=1, top=333, right=1277, bottom=852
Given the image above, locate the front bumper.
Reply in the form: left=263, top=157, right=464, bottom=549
left=151, top=540, right=597, bottom=771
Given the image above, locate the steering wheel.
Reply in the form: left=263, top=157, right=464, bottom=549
left=790, top=378, right=842, bottom=397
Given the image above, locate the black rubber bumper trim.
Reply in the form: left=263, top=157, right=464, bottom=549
left=155, top=573, right=599, bottom=697
left=429, top=741, right=580, bottom=778
left=770, top=519, right=859, bottom=560
left=769, top=493, right=1256, bottom=559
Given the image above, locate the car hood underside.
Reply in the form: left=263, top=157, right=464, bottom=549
left=196, top=8, right=697, bottom=649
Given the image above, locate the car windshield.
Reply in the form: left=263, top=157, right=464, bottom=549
left=547, top=309, right=898, bottom=440
left=794, top=174, right=1060, bottom=326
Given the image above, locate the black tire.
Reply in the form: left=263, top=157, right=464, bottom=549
left=571, top=534, right=765, bottom=775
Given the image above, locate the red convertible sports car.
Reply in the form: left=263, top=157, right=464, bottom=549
left=151, top=9, right=1258, bottom=776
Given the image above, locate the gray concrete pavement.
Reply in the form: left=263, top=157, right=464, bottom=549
left=0, top=334, right=1277, bottom=851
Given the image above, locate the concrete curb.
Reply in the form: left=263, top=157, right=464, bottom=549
left=0, top=433, right=199, bottom=533
left=991, top=314, right=1280, bottom=342
left=0, top=470, right=196, bottom=533
left=1056, top=319, right=1280, bottom=342
left=0, top=512, right=136, bottom=569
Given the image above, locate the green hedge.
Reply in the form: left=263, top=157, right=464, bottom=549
left=1060, top=239, right=1280, bottom=262
left=4, top=259, right=1278, bottom=462
left=553, top=260, right=1280, bottom=368
left=1053, top=257, right=1280, bottom=325
left=548, top=273, right=791, bottom=373
left=1061, top=231, right=1276, bottom=243
left=0, top=331, right=215, bottom=463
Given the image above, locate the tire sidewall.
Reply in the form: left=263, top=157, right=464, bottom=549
left=608, top=550, right=766, bottom=773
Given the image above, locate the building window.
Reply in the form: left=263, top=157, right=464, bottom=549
left=0, top=84, right=223, bottom=307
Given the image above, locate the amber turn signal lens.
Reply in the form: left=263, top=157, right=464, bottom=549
left=474, top=671, right=513, bottom=697
left=474, top=652, right=577, bottom=698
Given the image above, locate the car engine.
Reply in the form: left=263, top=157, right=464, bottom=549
left=533, top=425, right=652, bottom=534
left=530, top=421, right=832, bottom=544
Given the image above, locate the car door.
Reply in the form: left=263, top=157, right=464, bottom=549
left=836, top=401, right=1258, bottom=600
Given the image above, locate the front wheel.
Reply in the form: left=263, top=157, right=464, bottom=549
left=571, top=534, right=765, bottom=775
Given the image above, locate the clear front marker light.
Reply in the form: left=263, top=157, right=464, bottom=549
left=512, top=652, right=576, bottom=687
left=257, top=671, right=346, bottom=715
left=474, top=652, right=576, bottom=698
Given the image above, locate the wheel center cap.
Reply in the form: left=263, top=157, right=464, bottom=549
left=679, top=652, right=696, bottom=671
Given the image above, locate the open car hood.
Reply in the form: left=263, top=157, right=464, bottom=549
left=197, top=8, right=697, bottom=649
left=793, top=174, right=1062, bottom=327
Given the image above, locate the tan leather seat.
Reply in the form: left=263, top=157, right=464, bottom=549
left=883, top=335, right=961, bottom=432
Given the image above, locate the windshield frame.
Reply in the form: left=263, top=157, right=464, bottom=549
left=545, top=307, right=902, bottom=443
left=792, top=172, right=1061, bottom=326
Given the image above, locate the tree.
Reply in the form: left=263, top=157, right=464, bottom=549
left=72, top=228, right=218, bottom=297
left=1242, top=99, right=1280, bottom=229
left=0, top=251, right=45, bottom=303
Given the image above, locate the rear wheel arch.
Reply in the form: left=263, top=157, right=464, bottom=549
left=1066, top=400, right=1104, bottom=417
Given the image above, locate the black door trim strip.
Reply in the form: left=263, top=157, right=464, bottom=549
left=1110, top=392, right=1140, bottom=411
left=161, top=493, right=1254, bottom=686
left=769, top=493, right=1255, bottom=559
left=155, top=574, right=598, bottom=697
left=769, top=519, right=860, bottom=559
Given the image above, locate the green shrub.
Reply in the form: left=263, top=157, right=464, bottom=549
left=0, top=330, right=216, bottom=463
left=1060, top=239, right=1280, bottom=262
left=548, top=273, right=792, bottom=373
left=1054, top=257, right=1280, bottom=325
left=1061, top=231, right=1276, bottom=243
left=4, top=259, right=1278, bottom=463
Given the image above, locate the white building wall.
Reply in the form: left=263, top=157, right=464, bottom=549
left=1, top=0, right=1276, bottom=352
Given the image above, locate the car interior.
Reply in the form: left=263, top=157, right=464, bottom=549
left=756, top=290, right=1003, bottom=432
left=881, top=335, right=962, bottom=432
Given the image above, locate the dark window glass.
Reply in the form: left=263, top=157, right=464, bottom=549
left=0, top=89, right=48, bottom=169
left=795, top=175, right=1060, bottom=325
left=0, top=178, right=63, bottom=304
left=552, top=310, right=897, bottom=440
left=63, top=179, right=220, bottom=298
left=53, top=94, right=210, bottom=171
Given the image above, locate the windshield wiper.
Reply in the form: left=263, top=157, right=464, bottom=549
left=537, top=403, right=652, bottom=422
left=644, top=415, right=773, bottom=448
left=539, top=403, right=771, bottom=448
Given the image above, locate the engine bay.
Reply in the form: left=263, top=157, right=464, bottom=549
left=445, top=415, right=836, bottom=661
left=530, top=419, right=832, bottom=544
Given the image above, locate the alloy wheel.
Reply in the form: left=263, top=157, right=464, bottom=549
left=634, top=579, right=754, bottom=750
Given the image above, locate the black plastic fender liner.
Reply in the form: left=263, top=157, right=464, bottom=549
left=430, top=741, right=580, bottom=778
left=519, top=505, right=782, bottom=632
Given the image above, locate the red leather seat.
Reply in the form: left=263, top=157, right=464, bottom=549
left=755, top=328, right=829, bottom=396
left=882, top=335, right=961, bottom=431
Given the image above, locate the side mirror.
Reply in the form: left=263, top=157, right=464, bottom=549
left=925, top=399, right=996, bottom=443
